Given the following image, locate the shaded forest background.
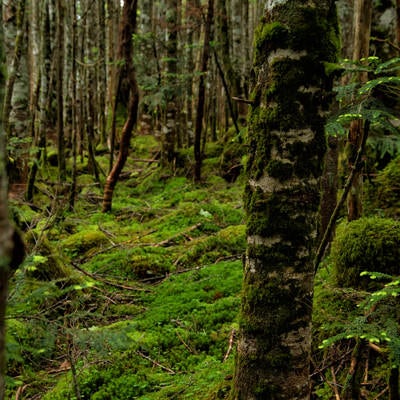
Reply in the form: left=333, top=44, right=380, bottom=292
left=1, top=0, right=400, bottom=399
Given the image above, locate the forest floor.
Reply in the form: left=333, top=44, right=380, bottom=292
left=6, top=133, right=395, bottom=399
left=6, top=133, right=246, bottom=399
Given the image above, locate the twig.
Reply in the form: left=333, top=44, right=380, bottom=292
left=15, top=385, right=29, bottom=400
left=373, top=387, right=389, bottom=399
left=331, top=366, right=341, bottom=400
left=223, top=329, right=236, bottom=362
left=314, top=119, right=370, bottom=274
left=70, top=261, right=151, bottom=292
left=135, top=350, right=175, bottom=374
left=232, top=96, right=254, bottom=105
left=131, top=158, right=160, bottom=163
left=154, top=223, right=202, bottom=247
left=176, top=330, right=197, bottom=354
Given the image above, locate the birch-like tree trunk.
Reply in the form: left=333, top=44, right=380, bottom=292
left=2, top=0, right=30, bottom=184
left=232, top=1, right=338, bottom=398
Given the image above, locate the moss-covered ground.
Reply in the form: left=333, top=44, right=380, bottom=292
left=6, top=134, right=245, bottom=399
left=6, top=131, right=400, bottom=399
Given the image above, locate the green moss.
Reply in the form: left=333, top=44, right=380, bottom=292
left=254, top=22, right=289, bottom=64
left=62, top=228, right=108, bottom=257
left=365, top=154, right=400, bottom=218
left=331, top=217, right=400, bottom=289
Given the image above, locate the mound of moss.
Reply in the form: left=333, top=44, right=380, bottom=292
left=331, top=216, right=400, bottom=289
left=366, top=154, right=400, bottom=218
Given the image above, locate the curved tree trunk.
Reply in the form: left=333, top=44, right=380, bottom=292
left=232, top=1, right=338, bottom=398
left=102, top=0, right=139, bottom=213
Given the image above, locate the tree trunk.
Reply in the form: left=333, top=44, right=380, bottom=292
left=319, top=135, right=339, bottom=246
left=55, top=0, right=66, bottom=182
left=102, top=0, right=139, bottom=213
left=68, top=0, right=78, bottom=210
left=25, top=0, right=51, bottom=202
left=232, top=1, right=338, bottom=398
left=346, top=0, right=372, bottom=221
left=2, top=0, right=30, bottom=184
left=161, top=0, right=179, bottom=168
left=193, top=0, right=213, bottom=182
left=0, top=11, right=25, bottom=395
left=184, top=0, right=200, bottom=147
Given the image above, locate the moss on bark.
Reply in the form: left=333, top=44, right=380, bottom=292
left=232, top=1, right=338, bottom=399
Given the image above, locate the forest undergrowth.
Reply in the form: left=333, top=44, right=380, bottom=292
left=5, top=132, right=399, bottom=399
left=5, top=133, right=246, bottom=399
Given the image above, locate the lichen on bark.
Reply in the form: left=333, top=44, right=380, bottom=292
left=232, top=1, right=338, bottom=399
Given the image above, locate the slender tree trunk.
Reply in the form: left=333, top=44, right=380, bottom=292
left=102, top=0, right=139, bottom=213
left=184, top=0, right=200, bottom=147
left=55, top=0, right=66, bottom=182
left=2, top=0, right=29, bottom=184
left=161, top=0, right=179, bottom=168
left=346, top=0, right=372, bottom=221
left=97, top=0, right=107, bottom=146
left=26, top=0, right=51, bottom=202
left=232, top=1, right=338, bottom=398
left=397, top=0, right=400, bottom=49
left=215, top=0, right=239, bottom=127
left=69, top=0, right=78, bottom=210
left=194, top=0, right=213, bottom=182
left=319, top=135, right=339, bottom=246
left=0, top=11, right=25, bottom=395
left=106, top=0, right=120, bottom=171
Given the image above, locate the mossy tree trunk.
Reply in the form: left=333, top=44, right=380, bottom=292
left=232, top=1, right=338, bottom=399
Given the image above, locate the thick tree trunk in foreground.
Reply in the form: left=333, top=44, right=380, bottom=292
left=102, top=0, right=139, bottom=213
left=232, top=1, right=338, bottom=398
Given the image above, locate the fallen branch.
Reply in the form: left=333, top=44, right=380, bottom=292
left=135, top=350, right=175, bottom=374
left=331, top=366, right=341, bottom=400
left=154, top=223, right=202, bottom=247
left=70, top=261, right=151, bottom=292
left=176, top=330, right=197, bottom=354
left=223, top=329, right=236, bottom=362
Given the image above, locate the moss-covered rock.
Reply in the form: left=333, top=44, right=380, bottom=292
left=61, top=228, right=109, bottom=257
left=365, top=154, right=400, bottom=218
left=331, top=217, right=400, bottom=289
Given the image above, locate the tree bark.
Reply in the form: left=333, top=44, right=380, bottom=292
left=0, top=9, right=25, bottom=395
left=161, top=0, right=179, bottom=168
left=55, top=0, right=66, bottom=182
left=232, top=1, right=338, bottom=398
left=102, top=0, right=139, bottom=213
left=2, top=0, right=29, bottom=184
left=193, top=0, right=214, bottom=182
left=346, top=0, right=372, bottom=221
